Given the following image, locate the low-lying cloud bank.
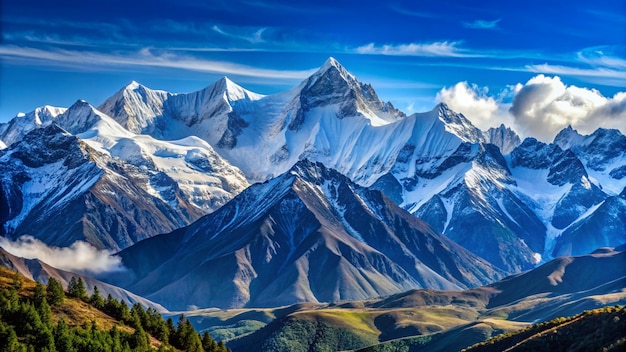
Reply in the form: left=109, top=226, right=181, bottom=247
left=0, top=235, right=125, bottom=274
left=437, top=74, right=626, bottom=142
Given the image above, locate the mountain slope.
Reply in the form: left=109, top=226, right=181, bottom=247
left=52, top=99, right=250, bottom=214
left=0, top=124, right=204, bottom=250
left=110, top=160, right=503, bottom=310
left=368, top=108, right=544, bottom=272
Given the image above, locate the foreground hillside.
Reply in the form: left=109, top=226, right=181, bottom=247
left=0, top=267, right=228, bottom=352
left=463, top=305, right=626, bottom=352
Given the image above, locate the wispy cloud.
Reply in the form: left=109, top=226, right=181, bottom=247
left=0, top=45, right=317, bottom=79
left=526, top=63, right=626, bottom=80
left=354, top=41, right=475, bottom=57
left=2, top=31, right=126, bottom=48
left=462, top=19, right=501, bottom=29
left=212, top=25, right=267, bottom=43
left=576, top=47, right=626, bottom=70
left=389, top=4, right=441, bottom=18
left=0, top=235, right=124, bottom=274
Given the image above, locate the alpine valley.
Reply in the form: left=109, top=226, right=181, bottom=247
left=1, top=58, right=625, bottom=351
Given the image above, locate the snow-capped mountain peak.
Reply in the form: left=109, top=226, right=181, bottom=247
left=212, top=76, right=265, bottom=103
left=311, top=56, right=358, bottom=86
left=55, top=99, right=130, bottom=139
left=98, top=82, right=170, bottom=134
left=292, top=57, right=404, bottom=128
left=0, top=105, right=66, bottom=148
left=435, top=103, right=484, bottom=143
left=124, top=80, right=142, bottom=90
left=553, top=125, right=585, bottom=150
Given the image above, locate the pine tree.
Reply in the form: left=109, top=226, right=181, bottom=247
left=202, top=331, right=218, bottom=352
left=36, top=327, right=57, bottom=352
left=67, top=277, right=87, bottom=300
left=38, top=297, right=53, bottom=327
left=0, top=323, right=23, bottom=352
left=54, top=318, right=75, bottom=352
left=130, top=324, right=150, bottom=352
left=174, top=315, right=204, bottom=351
left=217, top=340, right=228, bottom=352
left=33, top=281, right=46, bottom=308
left=46, top=278, right=64, bottom=305
left=90, top=286, right=104, bottom=309
left=118, top=300, right=131, bottom=323
left=166, top=318, right=176, bottom=346
left=110, top=325, right=122, bottom=352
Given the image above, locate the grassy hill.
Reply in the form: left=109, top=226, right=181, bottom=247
left=463, top=305, right=626, bottom=352
left=0, top=267, right=228, bottom=352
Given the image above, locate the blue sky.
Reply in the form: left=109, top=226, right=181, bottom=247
left=1, top=0, right=625, bottom=139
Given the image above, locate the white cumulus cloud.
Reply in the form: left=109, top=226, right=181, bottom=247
left=436, top=75, right=626, bottom=142
left=509, top=75, right=626, bottom=141
left=435, top=81, right=514, bottom=130
left=0, top=235, right=125, bottom=274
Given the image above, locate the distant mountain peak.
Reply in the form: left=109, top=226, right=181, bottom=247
left=66, top=99, right=101, bottom=116
left=0, top=105, right=66, bottom=147
left=485, top=124, right=521, bottom=154
left=432, top=103, right=484, bottom=143
left=73, top=99, right=90, bottom=106
left=319, top=57, right=347, bottom=74
left=206, top=76, right=264, bottom=103
left=308, top=57, right=357, bottom=87
left=287, top=57, right=403, bottom=130
left=322, top=56, right=341, bottom=69
left=554, top=125, right=584, bottom=149
left=435, top=102, right=450, bottom=111
left=124, top=80, right=141, bottom=90
left=97, top=81, right=171, bottom=134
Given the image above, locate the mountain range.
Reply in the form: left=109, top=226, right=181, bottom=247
left=1, top=57, right=624, bottom=310
left=0, top=58, right=624, bottom=351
